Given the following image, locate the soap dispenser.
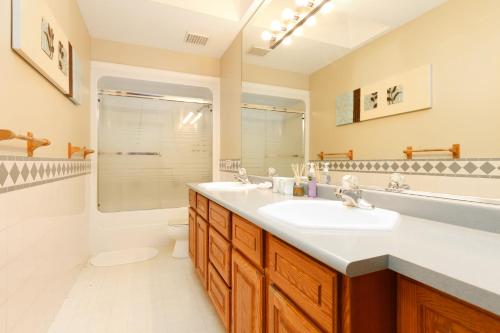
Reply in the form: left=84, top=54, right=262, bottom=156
left=307, top=163, right=317, bottom=198
left=320, top=162, right=331, bottom=185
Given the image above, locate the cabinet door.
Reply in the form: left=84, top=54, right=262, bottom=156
left=398, top=275, right=500, bottom=333
left=195, top=215, right=209, bottom=289
left=232, top=249, right=264, bottom=333
left=189, top=208, right=196, bottom=261
left=268, top=286, right=323, bottom=333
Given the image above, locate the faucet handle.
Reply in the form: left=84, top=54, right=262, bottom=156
left=340, top=175, right=359, bottom=190
left=238, top=168, right=247, bottom=176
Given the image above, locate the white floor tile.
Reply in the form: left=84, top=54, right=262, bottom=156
left=48, top=246, right=225, bottom=333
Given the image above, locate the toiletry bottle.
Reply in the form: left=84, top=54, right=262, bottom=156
left=307, top=163, right=317, bottom=198
left=320, top=162, right=331, bottom=185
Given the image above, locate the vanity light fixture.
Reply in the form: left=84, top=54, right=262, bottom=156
left=261, top=0, right=334, bottom=50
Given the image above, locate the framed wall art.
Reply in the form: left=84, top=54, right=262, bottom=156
left=12, top=0, right=74, bottom=98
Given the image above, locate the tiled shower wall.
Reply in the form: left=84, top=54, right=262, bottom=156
left=0, top=157, right=91, bottom=333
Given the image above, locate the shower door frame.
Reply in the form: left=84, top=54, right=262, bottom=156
left=89, top=61, right=220, bottom=254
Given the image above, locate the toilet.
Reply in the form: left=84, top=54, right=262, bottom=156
left=167, top=218, right=189, bottom=258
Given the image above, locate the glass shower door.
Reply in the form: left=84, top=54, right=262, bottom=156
left=98, top=94, right=212, bottom=212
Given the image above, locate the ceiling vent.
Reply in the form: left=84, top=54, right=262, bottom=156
left=184, top=32, right=209, bottom=47
left=247, top=46, right=271, bottom=57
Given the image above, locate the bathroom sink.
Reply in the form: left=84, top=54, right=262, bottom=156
left=258, top=200, right=400, bottom=231
left=198, top=182, right=258, bottom=191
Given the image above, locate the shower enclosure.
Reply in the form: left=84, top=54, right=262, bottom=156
left=98, top=92, right=212, bottom=212
left=90, top=68, right=219, bottom=257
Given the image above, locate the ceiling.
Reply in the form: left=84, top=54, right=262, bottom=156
left=243, top=0, right=448, bottom=74
left=77, top=0, right=260, bottom=57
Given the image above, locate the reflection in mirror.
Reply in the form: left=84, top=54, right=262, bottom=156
left=242, top=0, right=500, bottom=201
left=242, top=93, right=305, bottom=177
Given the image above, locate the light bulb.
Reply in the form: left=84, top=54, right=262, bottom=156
left=320, top=1, right=335, bottom=14
left=305, top=15, right=317, bottom=27
left=271, top=20, right=282, bottom=31
left=261, top=31, right=272, bottom=41
left=293, top=26, right=304, bottom=36
left=283, top=36, right=293, bottom=46
left=282, top=8, right=295, bottom=20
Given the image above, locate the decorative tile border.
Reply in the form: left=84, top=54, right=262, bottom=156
left=0, top=155, right=91, bottom=194
left=219, top=159, right=241, bottom=173
left=309, top=158, right=500, bottom=179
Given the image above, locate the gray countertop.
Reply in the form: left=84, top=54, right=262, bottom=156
left=188, top=183, right=500, bottom=315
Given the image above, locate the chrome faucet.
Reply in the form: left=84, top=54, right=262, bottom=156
left=234, top=168, right=251, bottom=184
left=386, top=173, right=410, bottom=192
left=336, top=175, right=374, bottom=210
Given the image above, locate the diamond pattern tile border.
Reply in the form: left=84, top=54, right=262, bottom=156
left=219, top=159, right=241, bottom=173
left=309, top=158, right=500, bottom=179
left=0, top=156, right=92, bottom=194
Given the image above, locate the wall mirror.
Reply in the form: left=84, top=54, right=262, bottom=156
left=241, top=0, right=500, bottom=202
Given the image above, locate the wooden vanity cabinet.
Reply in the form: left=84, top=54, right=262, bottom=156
left=195, top=215, right=209, bottom=289
left=232, top=249, right=265, bottom=333
left=188, top=190, right=500, bottom=333
left=398, top=275, right=500, bottom=333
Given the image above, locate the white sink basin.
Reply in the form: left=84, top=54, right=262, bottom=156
left=198, top=182, right=258, bottom=192
left=258, top=200, right=400, bottom=231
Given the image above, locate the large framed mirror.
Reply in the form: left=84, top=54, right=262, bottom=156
left=241, top=0, right=500, bottom=202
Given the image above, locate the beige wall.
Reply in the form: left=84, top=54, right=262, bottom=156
left=220, top=34, right=243, bottom=159
left=243, top=63, right=309, bottom=90
left=0, top=1, right=90, bottom=332
left=1, top=0, right=91, bottom=158
left=310, top=0, right=500, bottom=160
left=92, top=39, right=220, bottom=77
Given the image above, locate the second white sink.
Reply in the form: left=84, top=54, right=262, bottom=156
left=258, top=200, right=400, bottom=231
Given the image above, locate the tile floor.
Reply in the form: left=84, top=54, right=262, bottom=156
left=48, top=246, right=225, bottom=333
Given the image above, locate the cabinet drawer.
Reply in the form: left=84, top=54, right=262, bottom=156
left=208, top=264, right=231, bottom=332
left=232, top=215, right=264, bottom=269
left=189, top=208, right=196, bottom=260
left=268, top=285, right=323, bottom=333
left=209, top=227, right=232, bottom=286
left=267, top=235, right=338, bottom=333
left=209, top=201, right=231, bottom=240
left=196, top=194, right=209, bottom=220
left=189, top=189, right=197, bottom=209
